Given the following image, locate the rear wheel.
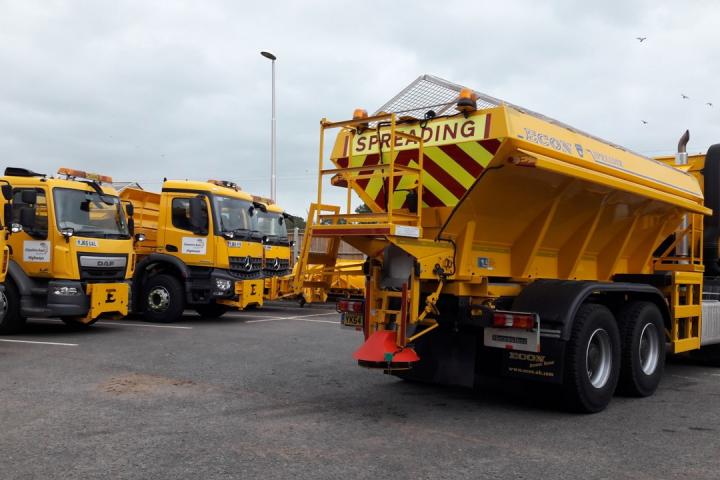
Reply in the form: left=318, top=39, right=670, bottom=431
left=194, top=303, right=230, bottom=318
left=563, top=303, right=621, bottom=413
left=617, top=301, right=665, bottom=397
left=143, top=274, right=185, bottom=323
left=0, top=281, right=25, bottom=334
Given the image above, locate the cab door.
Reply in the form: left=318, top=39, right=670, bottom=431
left=9, top=186, right=53, bottom=278
left=162, top=193, right=214, bottom=267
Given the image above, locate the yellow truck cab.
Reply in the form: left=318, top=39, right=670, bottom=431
left=122, top=179, right=265, bottom=322
left=253, top=197, right=291, bottom=271
left=0, top=181, right=19, bottom=332
left=0, top=167, right=134, bottom=332
left=252, top=198, right=293, bottom=301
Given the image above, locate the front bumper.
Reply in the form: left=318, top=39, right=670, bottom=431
left=211, top=270, right=264, bottom=309
left=47, top=280, right=130, bottom=322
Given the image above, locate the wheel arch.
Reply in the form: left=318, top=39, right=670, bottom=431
left=7, top=260, right=34, bottom=296
left=132, top=254, right=189, bottom=312
left=512, top=279, right=670, bottom=341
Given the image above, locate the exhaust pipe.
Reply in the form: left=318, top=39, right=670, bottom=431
left=676, top=130, right=690, bottom=261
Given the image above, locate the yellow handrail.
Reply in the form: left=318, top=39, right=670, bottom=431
left=316, top=114, right=425, bottom=231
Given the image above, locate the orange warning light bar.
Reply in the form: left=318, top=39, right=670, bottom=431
left=57, top=167, right=112, bottom=183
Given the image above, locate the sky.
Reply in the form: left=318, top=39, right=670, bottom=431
left=1, top=0, right=719, bottom=218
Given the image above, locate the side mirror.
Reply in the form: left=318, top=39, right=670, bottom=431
left=20, top=207, right=36, bottom=229
left=21, top=190, right=37, bottom=205
left=278, top=216, right=284, bottom=225
left=61, top=227, right=75, bottom=241
left=248, top=206, right=255, bottom=217
left=3, top=203, right=11, bottom=229
left=125, top=202, right=134, bottom=217
left=0, top=184, right=11, bottom=201
left=128, top=217, right=135, bottom=237
left=189, top=197, right=206, bottom=234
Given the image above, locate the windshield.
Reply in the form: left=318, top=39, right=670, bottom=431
left=255, top=211, right=288, bottom=239
left=213, top=195, right=252, bottom=234
left=53, top=187, right=130, bottom=238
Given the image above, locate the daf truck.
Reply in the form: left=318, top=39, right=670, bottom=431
left=0, top=167, right=134, bottom=332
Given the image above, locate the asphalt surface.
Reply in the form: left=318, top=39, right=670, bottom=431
left=1, top=301, right=720, bottom=479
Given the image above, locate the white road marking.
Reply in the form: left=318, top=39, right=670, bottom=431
left=245, top=312, right=340, bottom=324
left=246, top=317, right=285, bottom=323
left=37, top=318, right=193, bottom=330
left=97, top=321, right=193, bottom=330
left=291, top=318, right=341, bottom=324
left=0, top=339, right=78, bottom=346
left=281, top=312, right=339, bottom=320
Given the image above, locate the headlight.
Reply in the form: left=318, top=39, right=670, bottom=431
left=52, top=286, right=81, bottom=296
left=215, top=279, right=233, bottom=292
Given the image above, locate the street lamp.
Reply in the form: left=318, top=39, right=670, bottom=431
left=260, top=50, right=277, bottom=202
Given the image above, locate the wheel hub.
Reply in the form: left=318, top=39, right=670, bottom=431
left=147, top=286, right=170, bottom=312
left=586, top=328, right=612, bottom=389
left=639, top=323, right=660, bottom=375
left=0, top=290, right=8, bottom=321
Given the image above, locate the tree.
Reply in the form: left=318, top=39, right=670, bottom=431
left=355, top=203, right=371, bottom=214
left=285, top=215, right=306, bottom=231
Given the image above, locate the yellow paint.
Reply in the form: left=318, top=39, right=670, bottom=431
left=86, top=282, right=129, bottom=320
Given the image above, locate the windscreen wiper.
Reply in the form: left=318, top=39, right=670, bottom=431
left=80, top=180, right=115, bottom=205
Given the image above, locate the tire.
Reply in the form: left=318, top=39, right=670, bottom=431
left=194, top=303, right=230, bottom=318
left=563, top=303, right=621, bottom=413
left=0, top=281, right=25, bottom=334
left=143, top=274, right=185, bottom=323
left=617, top=301, right=665, bottom=397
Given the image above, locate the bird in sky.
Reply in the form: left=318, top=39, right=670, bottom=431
left=636, top=37, right=647, bottom=42
left=682, top=94, right=690, bottom=99
left=707, top=102, right=714, bottom=107
left=641, top=120, right=648, bottom=125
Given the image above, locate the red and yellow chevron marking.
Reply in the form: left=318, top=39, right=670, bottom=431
left=333, top=114, right=501, bottom=209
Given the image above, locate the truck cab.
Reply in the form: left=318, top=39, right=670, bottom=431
left=0, top=167, right=134, bottom=332
left=123, top=179, right=265, bottom=322
left=254, top=200, right=291, bottom=277
left=252, top=198, right=293, bottom=301
left=0, top=181, right=19, bottom=331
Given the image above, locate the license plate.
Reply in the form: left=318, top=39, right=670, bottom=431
left=341, top=312, right=364, bottom=329
left=483, top=327, right=540, bottom=353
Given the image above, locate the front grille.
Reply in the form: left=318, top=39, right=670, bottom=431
left=78, top=254, right=128, bottom=281
left=229, top=256, right=263, bottom=279
left=264, top=258, right=291, bottom=277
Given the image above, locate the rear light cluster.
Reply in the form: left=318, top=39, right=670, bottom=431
left=337, top=299, right=364, bottom=313
left=492, top=311, right=537, bottom=330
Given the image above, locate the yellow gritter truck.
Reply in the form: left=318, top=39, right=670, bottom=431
left=1, top=167, right=134, bottom=332
left=121, top=179, right=264, bottom=322
left=251, top=196, right=292, bottom=300
left=313, top=74, right=718, bottom=412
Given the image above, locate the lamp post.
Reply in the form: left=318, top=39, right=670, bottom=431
left=260, top=50, right=277, bottom=202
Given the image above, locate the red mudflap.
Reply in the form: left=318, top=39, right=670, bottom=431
left=352, top=330, right=420, bottom=364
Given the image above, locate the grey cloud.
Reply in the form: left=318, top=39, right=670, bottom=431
left=0, top=0, right=718, bottom=214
